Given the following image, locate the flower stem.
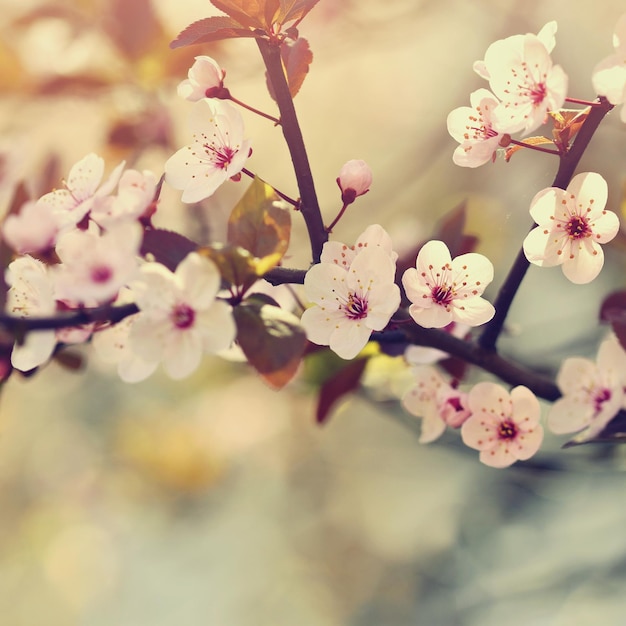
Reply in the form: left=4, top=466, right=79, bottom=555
left=241, top=167, right=300, bottom=207
left=508, top=139, right=560, bottom=156
left=325, top=202, right=349, bottom=233
left=565, top=96, right=602, bottom=107
left=227, top=94, right=281, bottom=125
left=478, top=97, right=614, bottom=351
left=256, top=37, right=327, bottom=263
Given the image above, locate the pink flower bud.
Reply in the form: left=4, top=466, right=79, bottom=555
left=177, top=56, right=226, bottom=102
left=336, top=159, right=372, bottom=205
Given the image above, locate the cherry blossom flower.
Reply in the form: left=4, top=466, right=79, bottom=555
left=548, top=334, right=626, bottom=439
left=127, top=252, right=236, bottom=380
left=336, top=160, right=372, bottom=204
left=402, top=365, right=471, bottom=443
left=5, top=256, right=57, bottom=371
left=474, top=21, right=567, bottom=134
left=592, top=13, right=626, bottom=123
left=461, top=383, right=544, bottom=468
left=164, top=99, right=252, bottom=203
left=320, top=224, right=398, bottom=269
left=38, top=153, right=125, bottom=229
left=300, top=246, right=401, bottom=359
left=402, top=240, right=495, bottom=329
left=522, top=172, right=620, bottom=284
left=2, top=198, right=59, bottom=254
left=53, top=222, right=142, bottom=304
left=90, top=169, right=158, bottom=227
left=91, top=290, right=159, bottom=383
left=177, top=55, right=226, bottom=101
left=447, top=89, right=505, bottom=167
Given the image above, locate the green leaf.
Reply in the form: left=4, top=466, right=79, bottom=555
left=198, top=243, right=259, bottom=289
left=170, top=16, right=256, bottom=49
left=234, top=295, right=307, bottom=389
left=227, top=176, right=291, bottom=271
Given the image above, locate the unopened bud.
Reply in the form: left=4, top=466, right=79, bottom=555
left=177, top=56, right=226, bottom=102
left=336, top=159, right=372, bottom=205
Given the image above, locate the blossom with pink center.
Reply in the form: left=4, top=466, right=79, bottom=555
left=5, top=256, right=57, bottom=371
left=320, top=224, right=398, bottom=270
left=523, top=172, right=620, bottom=284
left=461, top=383, right=544, bottom=468
left=2, top=198, right=59, bottom=254
left=300, top=246, right=401, bottom=359
left=38, top=153, right=125, bottom=229
left=402, top=365, right=471, bottom=443
left=127, top=252, right=236, bottom=380
left=177, top=55, right=226, bottom=101
left=402, top=240, right=495, bottom=329
left=164, top=99, right=251, bottom=203
left=53, top=222, right=142, bottom=304
left=447, top=89, right=505, bottom=167
left=592, top=13, right=626, bottom=123
left=548, top=334, right=626, bottom=439
left=336, top=159, right=372, bottom=204
left=474, top=21, right=567, bottom=134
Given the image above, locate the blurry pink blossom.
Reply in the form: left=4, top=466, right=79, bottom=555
left=2, top=199, right=59, bottom=254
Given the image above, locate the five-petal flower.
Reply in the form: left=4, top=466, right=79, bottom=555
left=165, top=99, right=251, bottom=203
left=523, top=172, right=620, bottom=284
left=402, top=240, right=495, bottom=329
left=461, top=383, right=544, bottom=468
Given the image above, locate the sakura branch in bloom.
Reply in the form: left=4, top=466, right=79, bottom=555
left=522, top=172, right=620, bottom=284
left=3, top=3, right=626, bottom=471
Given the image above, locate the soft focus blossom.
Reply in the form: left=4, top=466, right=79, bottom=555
left=402, top=240, right=495, bottom=329
left=461, top=383, right=544, bottom=468
left=300, top=246, right=400, bottom=359
left=165, top=99, right=251, bottom=203
left=91, top=169, right=158, bottom=227
left=402, top=365, right=471, bottom=443
left=336, top=159, right=372, bottom=204
left=523, top=172, right=620, bottom=284
left=5, top=256, right=57, bottom=371
left=2, top=199, right=59, bottom=254
left=177, top=55, right=225, bottom=101
left=38, top=153, right=125, bottom=229
left=548, top=334, right=626, bottom=439
left=320, top=224, right=398, bottom=269
left=474, top=21, right=567, bottom=134
left=592, top=13, right=626, bottom=123
left=447, top=89, right=505, bottom=167
left=127, top=253, right=236, bottom=380
left=53, top=223, right=142, bottom=304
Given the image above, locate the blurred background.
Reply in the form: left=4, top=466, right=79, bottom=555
left=1, top=0, right=626, bottom=624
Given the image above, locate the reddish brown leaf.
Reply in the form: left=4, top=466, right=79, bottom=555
left=279, top=0, right=321, bottom=25
left=141, top=228, right=198, bottom=271
left=170, top=16, right=255, bottom=49
left=104, top=0, right=163, bottom=61
left=234, top=295, right=307, bottom=389
left=266, top=37, right=313, bottom=100
left=504, top=136, right=555, bottom=162
left=600, top=290, right=626, bottom=352
left=316, top=357, right=368, bottom=424
left=210, top=0, right=269, bottom=29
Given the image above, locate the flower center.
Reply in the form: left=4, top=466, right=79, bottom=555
left=171, top=303, right=195, bottom=329
left=529, top=82, right=547, bottom=105
left=566, top=214, right=591, bottom=239
left=593, top=387, right=612, bottom=414
left=342, top=292, right=368, bottom=320
left=432, top=284, right=453, bottom=306
left=91, top=265, right=113, bottom=283
left=497, top=419, right=518, bottom=440
left=203, top=142, right=237, bottom=170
